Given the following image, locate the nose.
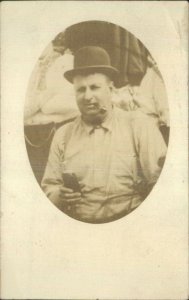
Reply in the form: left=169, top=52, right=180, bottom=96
left=84, top=87, right=93, bottom=102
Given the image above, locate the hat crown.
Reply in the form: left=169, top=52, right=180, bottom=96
left=74, top=46, right=111, bottom=69
left=64, top=46, right=119, bottom=83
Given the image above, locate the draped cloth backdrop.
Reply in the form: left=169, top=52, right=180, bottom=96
left=53, top=21, right=149, bottom=86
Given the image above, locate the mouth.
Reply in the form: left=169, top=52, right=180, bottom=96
left=85, top=103, right=99, bottom=109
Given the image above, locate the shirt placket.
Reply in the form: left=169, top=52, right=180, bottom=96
left=93, top=126, right=106, bottom=188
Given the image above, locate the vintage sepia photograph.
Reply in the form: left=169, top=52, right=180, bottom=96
left=24, top=21, right=169, bottom=224
left=2, top=1, right=188, bottom=299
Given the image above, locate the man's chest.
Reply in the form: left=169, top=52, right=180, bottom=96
left=60, top=129, right=139, bottom=187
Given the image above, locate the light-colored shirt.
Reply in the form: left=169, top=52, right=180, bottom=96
left=42, top=107, right=167, bottom=223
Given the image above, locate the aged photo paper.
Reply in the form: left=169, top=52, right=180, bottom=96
left=1, top=1, right=188, bottom=299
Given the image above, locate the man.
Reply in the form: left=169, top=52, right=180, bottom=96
left=42, top=46, right=167, bottom=223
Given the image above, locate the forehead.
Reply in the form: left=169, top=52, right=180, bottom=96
left=73, top=73, right=109, bottom=86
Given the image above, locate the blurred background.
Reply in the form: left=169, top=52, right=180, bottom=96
left=24, top=21, right=170, bottom=184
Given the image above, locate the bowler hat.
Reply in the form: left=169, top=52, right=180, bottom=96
left=64, top=46, right=119, bottom=83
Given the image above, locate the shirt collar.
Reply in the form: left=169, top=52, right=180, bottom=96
left=80, top=108, right=114, bottom=135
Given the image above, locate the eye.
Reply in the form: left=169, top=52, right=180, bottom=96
left=90, top=85, right=100, bottom=90
left=76, top=87, right=85, bottom=93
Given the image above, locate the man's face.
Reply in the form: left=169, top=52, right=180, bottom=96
left=73, top=73, right=113, bottom=121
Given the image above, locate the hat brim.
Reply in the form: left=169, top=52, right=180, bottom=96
left=64, top=65, right=119, bottom=83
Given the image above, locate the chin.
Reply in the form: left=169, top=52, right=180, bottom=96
left=83, top=108, right=100, bottom=116
left=83, top=110, right=107, bottom=124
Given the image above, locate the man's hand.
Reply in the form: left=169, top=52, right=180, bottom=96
left=50, top=186, right=82, bottom=211
left=60, top=186, right=82, bottom=204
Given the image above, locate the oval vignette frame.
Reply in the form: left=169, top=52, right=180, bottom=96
left=24, top=20, right=170, bottom=224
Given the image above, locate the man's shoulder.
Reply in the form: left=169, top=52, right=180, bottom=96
left=114, top=107, right=154, bottom=127
left=53, top=117, right=80, bottom=142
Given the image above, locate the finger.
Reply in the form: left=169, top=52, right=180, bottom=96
left=75, top=201, right=85, bottom=207
left=60, top=186, right=74, bottom=193
left=63, top=193, right=81, bottom=199
left=66, top=198, right=82, bottom=204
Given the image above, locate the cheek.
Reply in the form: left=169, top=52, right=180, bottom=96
left=99, top=90, right=111, bottom=103
left=76, top=96, right=84, bottom=109
left=75, top=93, right=82, bottom=103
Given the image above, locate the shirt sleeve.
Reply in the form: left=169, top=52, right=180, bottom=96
left=41, top=127, right=65, bottom=199
left=132, top=112, right=167, bottom=184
